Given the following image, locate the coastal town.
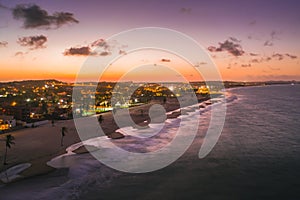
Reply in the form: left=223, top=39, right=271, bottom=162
left=0, top=79, right=297, bottom=133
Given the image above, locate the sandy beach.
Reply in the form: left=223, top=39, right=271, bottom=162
left=0, top=96, right=207, bottom=184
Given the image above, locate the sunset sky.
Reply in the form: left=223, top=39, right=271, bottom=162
left=0, top=0, right=299, bottom=82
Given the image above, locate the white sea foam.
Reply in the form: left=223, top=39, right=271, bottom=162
left=0, top=94, right=238, bottom=200
left=0, top=163, right=31, bottom=183
left=48, top=94, right=236, bottom=169
left=43, top=94, right=237, bottom=199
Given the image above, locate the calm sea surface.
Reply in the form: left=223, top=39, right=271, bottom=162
left=84, top=84, right=300, bottom=200
left=1, top=84, right=300, bottom=200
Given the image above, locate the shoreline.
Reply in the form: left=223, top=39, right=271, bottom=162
left=0, top=95, right=212, bottom=185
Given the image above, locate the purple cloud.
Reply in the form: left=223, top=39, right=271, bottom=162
left=272, top=53, right=284, bottom=60
left=91, top=38, right=110, bottom=50
left=285, top=53, right=297, bottom=59
left=249, top=53, right=259, bottom=56
left=270, top=31, right=280, bottom=40
left=249, top=20, right=256, bottom=25
left=180, top=8, right=192, bottom=14
left=161, top=58, right=171, bottom=62
left=241, top=64, right=251, bottom=67
left=12, top=4, right=79, bottom=29
left=14, top=51, right=29, bottom=57
left=0, top=3, right=8, bottom=10
left=99, top=51, right=110, bottom=56
left=63, top=46, right=93, bottom=56
left=229, top=37, right=241, bottom=43
left=17, top=35, right=47, bottom=49
left=208, top=39, right=245, bottom=56
left=194, top=62, right=208, bottom=67
left=251, top=59, right=260, bottom=63
left=119, top=50, right=127, bottom=55
left=263, top=40, right=273, bottom=47
left=64, top=38, right=127, bottom=57
left=264, top=57, right=272, bottom=62
left=0, top=41, right=8, bottom=47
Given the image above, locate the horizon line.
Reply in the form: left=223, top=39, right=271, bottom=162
left=0, top=78, right=299, bottom=84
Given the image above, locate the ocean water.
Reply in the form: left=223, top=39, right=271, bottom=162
left=1, top=84, right=300, bottom=200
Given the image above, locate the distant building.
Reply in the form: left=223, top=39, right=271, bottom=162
left=0, top=115, right=16, bottom=130
left=4, top=106, right=31, bottom=121
left=196, top=86, right=209, bottom=95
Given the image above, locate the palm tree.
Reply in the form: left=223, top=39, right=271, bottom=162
left=61, top=127, right=68, bottom=146
left=98, top=115, right=103, bottom=124
left=3, top=134, right=15, bottom=165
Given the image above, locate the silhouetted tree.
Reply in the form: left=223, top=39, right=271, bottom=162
left=41, top=100, right=48, bottom=114
left=3, top=134, right=15, bottom=165
left=140, top=109, right=144, bottom=116
left=163, top=96, right=167, bottom=104
left=61, top=127, right=68, bottom=146
left=98, top=115, right=103, bottom=124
